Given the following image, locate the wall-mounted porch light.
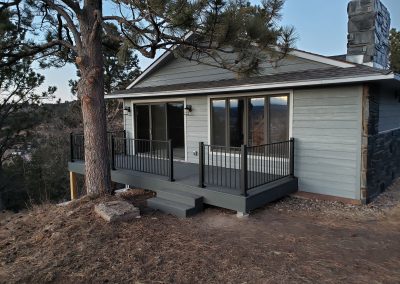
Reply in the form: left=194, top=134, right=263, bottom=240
left=184, top=105, right=192, bottom=114
left=123, top=106, right=131, bottom=115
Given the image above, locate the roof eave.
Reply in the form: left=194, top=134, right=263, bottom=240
left=106, top=74, right=395, bottom=99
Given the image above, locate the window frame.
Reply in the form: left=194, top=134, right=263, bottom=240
left=210, top=93, right=290, bottom=147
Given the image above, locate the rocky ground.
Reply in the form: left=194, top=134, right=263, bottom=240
left=1, top=184, right=400, bottom=283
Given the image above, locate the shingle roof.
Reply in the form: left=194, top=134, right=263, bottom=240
left=112, top=65, right=389, bottom=96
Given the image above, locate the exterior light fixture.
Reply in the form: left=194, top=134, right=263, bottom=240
left=123, top=106, right=131, bottom=115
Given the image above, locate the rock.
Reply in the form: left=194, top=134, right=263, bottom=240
left=94, top=201, right=140, bottom=223
left=114, top=188, right=130, bottom=196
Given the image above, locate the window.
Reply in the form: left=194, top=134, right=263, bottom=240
left=211, top=100, right=227, bottom=146
left=248, top=97, right=265, bottom=146
left=211, top=95, right=289, bottom=147
left=229, top=99, right=245, bottom=147
left=269, top=96, right=289, bottom=143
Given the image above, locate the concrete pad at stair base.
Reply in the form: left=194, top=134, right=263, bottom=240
left=95, top=201, right=140, bottom=222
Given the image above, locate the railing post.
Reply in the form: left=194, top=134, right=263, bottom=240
left=199, top=142, right=205, bottom=188
left=123, top=130, right=127, bottom=155
left=168, top=140, right=174, bottom=182
left=240, top=144, right=248, bottom=196
left=70, top=132, right=74, bottom=162
left=111, top=135, right=116, bottom=170
left=290, top=138, right=295, bottom=177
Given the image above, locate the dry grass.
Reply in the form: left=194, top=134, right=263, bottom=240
left=1, top=185, right=400, bottom=283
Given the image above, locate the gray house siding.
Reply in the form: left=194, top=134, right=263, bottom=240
left=135, top=55, right=332, bottom=88
left=186, top=96, right=208, bottom=163
left=292, top=86, right=363, bottom=200
left=123, top=100, right=134, bottom=139
left=378, top=86, right=400, bottom=132
left=122, top=85, right=364, bottom=201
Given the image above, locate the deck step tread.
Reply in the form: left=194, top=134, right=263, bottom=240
left=147, top=197, right=202, bottom=218
left=157, top=188, right=203, bottom=207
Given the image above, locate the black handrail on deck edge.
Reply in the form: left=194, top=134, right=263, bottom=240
left=70, top=133, right=175, bottom=181
left=198, top=138, right=295, bottom=195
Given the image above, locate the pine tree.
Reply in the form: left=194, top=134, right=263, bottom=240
left=390, top=29, right=400, bottom=73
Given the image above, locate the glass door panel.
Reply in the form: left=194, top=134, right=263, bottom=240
left=269, top=96, right=289, bottom=143
left=135, top=105, right=150, bottom=140
left=167, top=102, right=185, bottom=159
left=150, top=104, right=167, bottom=156
left=229, top=98, right=245, bottom=147
left=211, top=99, right=227, bottom=146
left=151, top=104, right=167, bottom=141
left=248, top=97, right=265, bottom=146
left=135, top=104, right=150, bottom=153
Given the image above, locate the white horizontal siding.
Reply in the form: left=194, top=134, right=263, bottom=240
left=135, top=55, right=330, bottom=88
left=293, top=86, right=363, bottom=200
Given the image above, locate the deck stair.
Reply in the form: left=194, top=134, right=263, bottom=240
left=147, top=188, right=203, bottom=218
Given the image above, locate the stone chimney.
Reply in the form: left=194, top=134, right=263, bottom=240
left=347, top=0, right=391, bottom=69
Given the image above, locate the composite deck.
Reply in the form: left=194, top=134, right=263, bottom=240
left=69, top=159, right=298, bottom=214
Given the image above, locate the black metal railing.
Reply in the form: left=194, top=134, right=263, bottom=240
left=247, top=139, right=294, bottom=190
left=70, top=130, right=126, bottom=162
left=199, top=138, right=294, bottom=195
left=70, top=133, right=84, bottom=161
left=70, top=132, right=174, bottom=181
left=199, top=143, right=242, bottom=190
left=112, top=137, right=174, bottom=181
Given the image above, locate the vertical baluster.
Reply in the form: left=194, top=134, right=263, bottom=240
left=220, top=147, right=223, bottom=186
left=240, top=145, right=248, bottom=196
left=233, top=148, right=236, bottom=188
left=229, top=148, right=232, bottom=188
left=207, top=146, right=210, bottom=185
left=224, top=147, right=227, bottom=188
left=211, top=147, right=214, bottom=185
left=199, top=142, right=204, bottom=188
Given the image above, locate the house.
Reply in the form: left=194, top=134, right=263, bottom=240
left=68, top=0, right=400, bottom=217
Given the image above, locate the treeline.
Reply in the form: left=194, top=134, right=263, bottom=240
left=0, top=101, right=84, bottom=211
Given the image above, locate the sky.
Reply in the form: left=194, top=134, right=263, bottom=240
left=38, top=0, right=400, bottom=102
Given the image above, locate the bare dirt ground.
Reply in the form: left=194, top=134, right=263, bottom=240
left=1, top=184, right=400, bottom=284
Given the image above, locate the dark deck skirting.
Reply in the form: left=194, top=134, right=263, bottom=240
left=68, top=161, right=298, bottom=213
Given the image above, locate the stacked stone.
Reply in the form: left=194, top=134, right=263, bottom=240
left=347, top=0, right=391, bottom=68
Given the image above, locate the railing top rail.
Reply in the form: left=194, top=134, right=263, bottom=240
left=203, top=144, right=241, bottom=150
left=113, top=137, right=170, bottom=143
left=72, top=130, right=125, bottom=136
left=247, top=139, right=293, bottom=149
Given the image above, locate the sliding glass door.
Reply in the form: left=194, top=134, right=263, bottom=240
left=134, top=102, right=185, bottom=159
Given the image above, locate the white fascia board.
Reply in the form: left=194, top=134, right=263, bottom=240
left=105, top=74, right=395, bottom=99
left=290, top=50, right=355, bottom=68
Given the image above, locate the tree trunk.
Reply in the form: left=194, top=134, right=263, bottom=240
left=78, top=0, right=111, bottom=195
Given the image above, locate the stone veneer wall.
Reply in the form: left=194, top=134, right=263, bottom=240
left=367, top=129, right=400, bottom=201
left=365, top=84, right=400, bottom=202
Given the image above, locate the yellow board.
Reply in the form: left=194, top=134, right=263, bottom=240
left=69, top=172, right=78, bottom=200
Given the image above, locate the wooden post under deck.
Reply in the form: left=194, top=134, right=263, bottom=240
left=69, top=171, right=78, bottom=200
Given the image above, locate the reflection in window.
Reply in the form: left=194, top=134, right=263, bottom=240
left=211, top=95, right=289, bottom=147
left=151, top=104, right=167, bottom=141
left=229, top=99, right=245, bottom=147
left=212, top=100, right=226, bottom=146
left=248, top=98, right=265, bottom=146
left=269, top=96, right=289, bottom=143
